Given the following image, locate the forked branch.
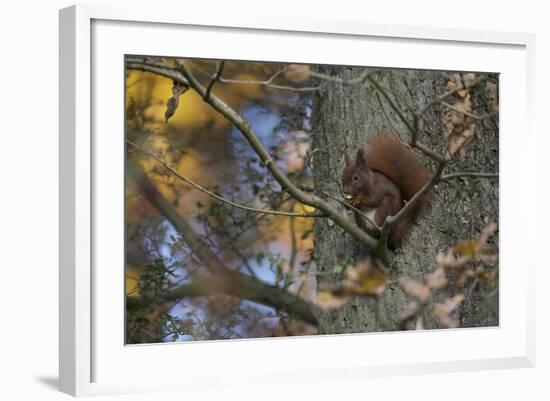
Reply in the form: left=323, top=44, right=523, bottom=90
left=127, top=159, right=319, bottom=325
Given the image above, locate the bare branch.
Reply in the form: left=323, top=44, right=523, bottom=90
left=414, top=141, right=447, bottom=164
left=380, top=161, right=448, bottom=248
left=440, top=101, right=499, bottom=121
left=127, top=140, right=322, bottom=218
left=216, top=68, right=320, bottom=92
left=309, top=69, right=373, bottom=85
left=125, top=56, right=174, bottom=69
left=128, top=59, right=314, bottom=97
left=204, top=61, right=225, bottom=101
left=168, top=61, right=381, bottom=255
left=418, top=76, right=488, bottom=116
left=375, top=91, right=403, bottom=142
left=186, top=61, right=320, bottom=92
left=288, top=200, right=298, bottom=273
left=367, top=75, right=417, bottom=137
left=126, top=278, right=224, bottom=308
left=128, top=59, right=488, bottom=261
left=126, top=62, right=190, bottom=86
left=374, top=92, right=425, bottom=159
left=261, top=83, right=320, bottom=92
left=441, top=172, right=499, bottom=181
left=127, top=159, right=319, bottom=325
left=218, top=66, right=288, bottom=85
left=367, top=75, right=447, bottom=163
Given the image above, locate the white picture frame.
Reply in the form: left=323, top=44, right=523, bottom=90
left=59, top=4, right=536, bottom=397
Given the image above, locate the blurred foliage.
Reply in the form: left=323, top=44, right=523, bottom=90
left=125, top=59, right=316, bottom=343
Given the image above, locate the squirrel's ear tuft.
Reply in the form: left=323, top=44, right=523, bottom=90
left=344, top=152, right=351, bottom=166
left=356, top=148, right=367, bottom=169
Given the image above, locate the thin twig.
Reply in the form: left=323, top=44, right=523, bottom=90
left=378, top=158, right=448, bottom=256
left=261, top=83, right=320, bottom=92
left=375, top=92, right=421, bottom=156
left=385, top=161, right=447, bottom=229
left=288, top=200, right=298, bottom=273
left=375, top=91, right=402, bottom=141
left=367, top=75, right=417, bottom=137
left=127, top=62, right=190, bottom=86
left=309, top=69, right=374, bottom=85
left=440, top=102, right=499, bottom=121
left=414, top=142, right=447, bottom=164
left=440, top=172, right=499, bottom=181
left=417, top=76, right=488, bottom=116
left=368, top=75, right=448, bottom=164
left=174, top=62, right=382, bottom=254
left=125, top=57, right=174, bottom=69
left=205, top=61, right=225, bottom=101
left=321, top=190, right=381, bottom=235
left=189, top=62, right=319, bottom=92
left=127, top=140, right=322, bottom=218
left=128, top=58, right=319, bottom=92
left=127, top=160, right=320, bottom=325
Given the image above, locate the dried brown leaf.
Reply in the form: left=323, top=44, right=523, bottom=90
left=357, top=268, right=388, bottom=296
left=446, top=73, right=463, bottom=92
left=438, top=223, right=498, bottom=273
left=400, top=278, right=431, bottom=302
left=401, top=301, right=420, bottom=322
left=424, top=267, right=448, bottom=289
left=283, top=144, right=308, bottom=173
left=480, top=222, right=497, bottom=244
left=457, top=267, right=475, bottom=285
left=476, top=266, right=497, bottom=286
left=433, top=293, right=464, bottom=328
left=454, top=222, right=498, bottom=262
left=164, top=81, right=189, bottom=123
left=446, top=73, right=478, bottom=97
left=436, top=248, right=459, bottom=269
left=445, top=119, right=476, bottom=158
left=345, top=260, right=388, bottom=297
left=443, top=74, right=477, bottom=157
left=345, top=265, right=361, bottom=282
left=462, top=73, right=478, bottom=89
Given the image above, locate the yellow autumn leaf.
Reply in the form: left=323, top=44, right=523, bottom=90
left=299, top=204, right=316, bottom=214
left=357, top=268, right=388, bottom=296
left=284, top=64, right=311, bottom=82
left=454, top=239, right=477, bottom=257
left=344, top=260, right=388, bottom=297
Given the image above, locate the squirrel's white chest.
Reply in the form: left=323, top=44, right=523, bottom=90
left=360, top=207, right=378, bottom=227
left=363, top=207, right=377, bottom=220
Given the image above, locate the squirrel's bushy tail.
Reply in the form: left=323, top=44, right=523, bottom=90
left=366, top=133, right=431, bottom=207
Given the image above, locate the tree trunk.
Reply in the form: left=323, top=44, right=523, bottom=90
left=311, top=66, right=498, bottom=333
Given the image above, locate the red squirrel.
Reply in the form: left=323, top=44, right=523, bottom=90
left=341, top=133, right=431, bottom=247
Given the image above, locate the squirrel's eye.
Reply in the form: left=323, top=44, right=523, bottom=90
left=352, top=174, right=359, bottom=181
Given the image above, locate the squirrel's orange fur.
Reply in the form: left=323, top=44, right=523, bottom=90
left=366, top=134, right=431, bottom=205
left=341, top=133, right=431, bottom=246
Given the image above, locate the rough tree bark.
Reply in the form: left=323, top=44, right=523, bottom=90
left=311, top=66, right=499, bottom=333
